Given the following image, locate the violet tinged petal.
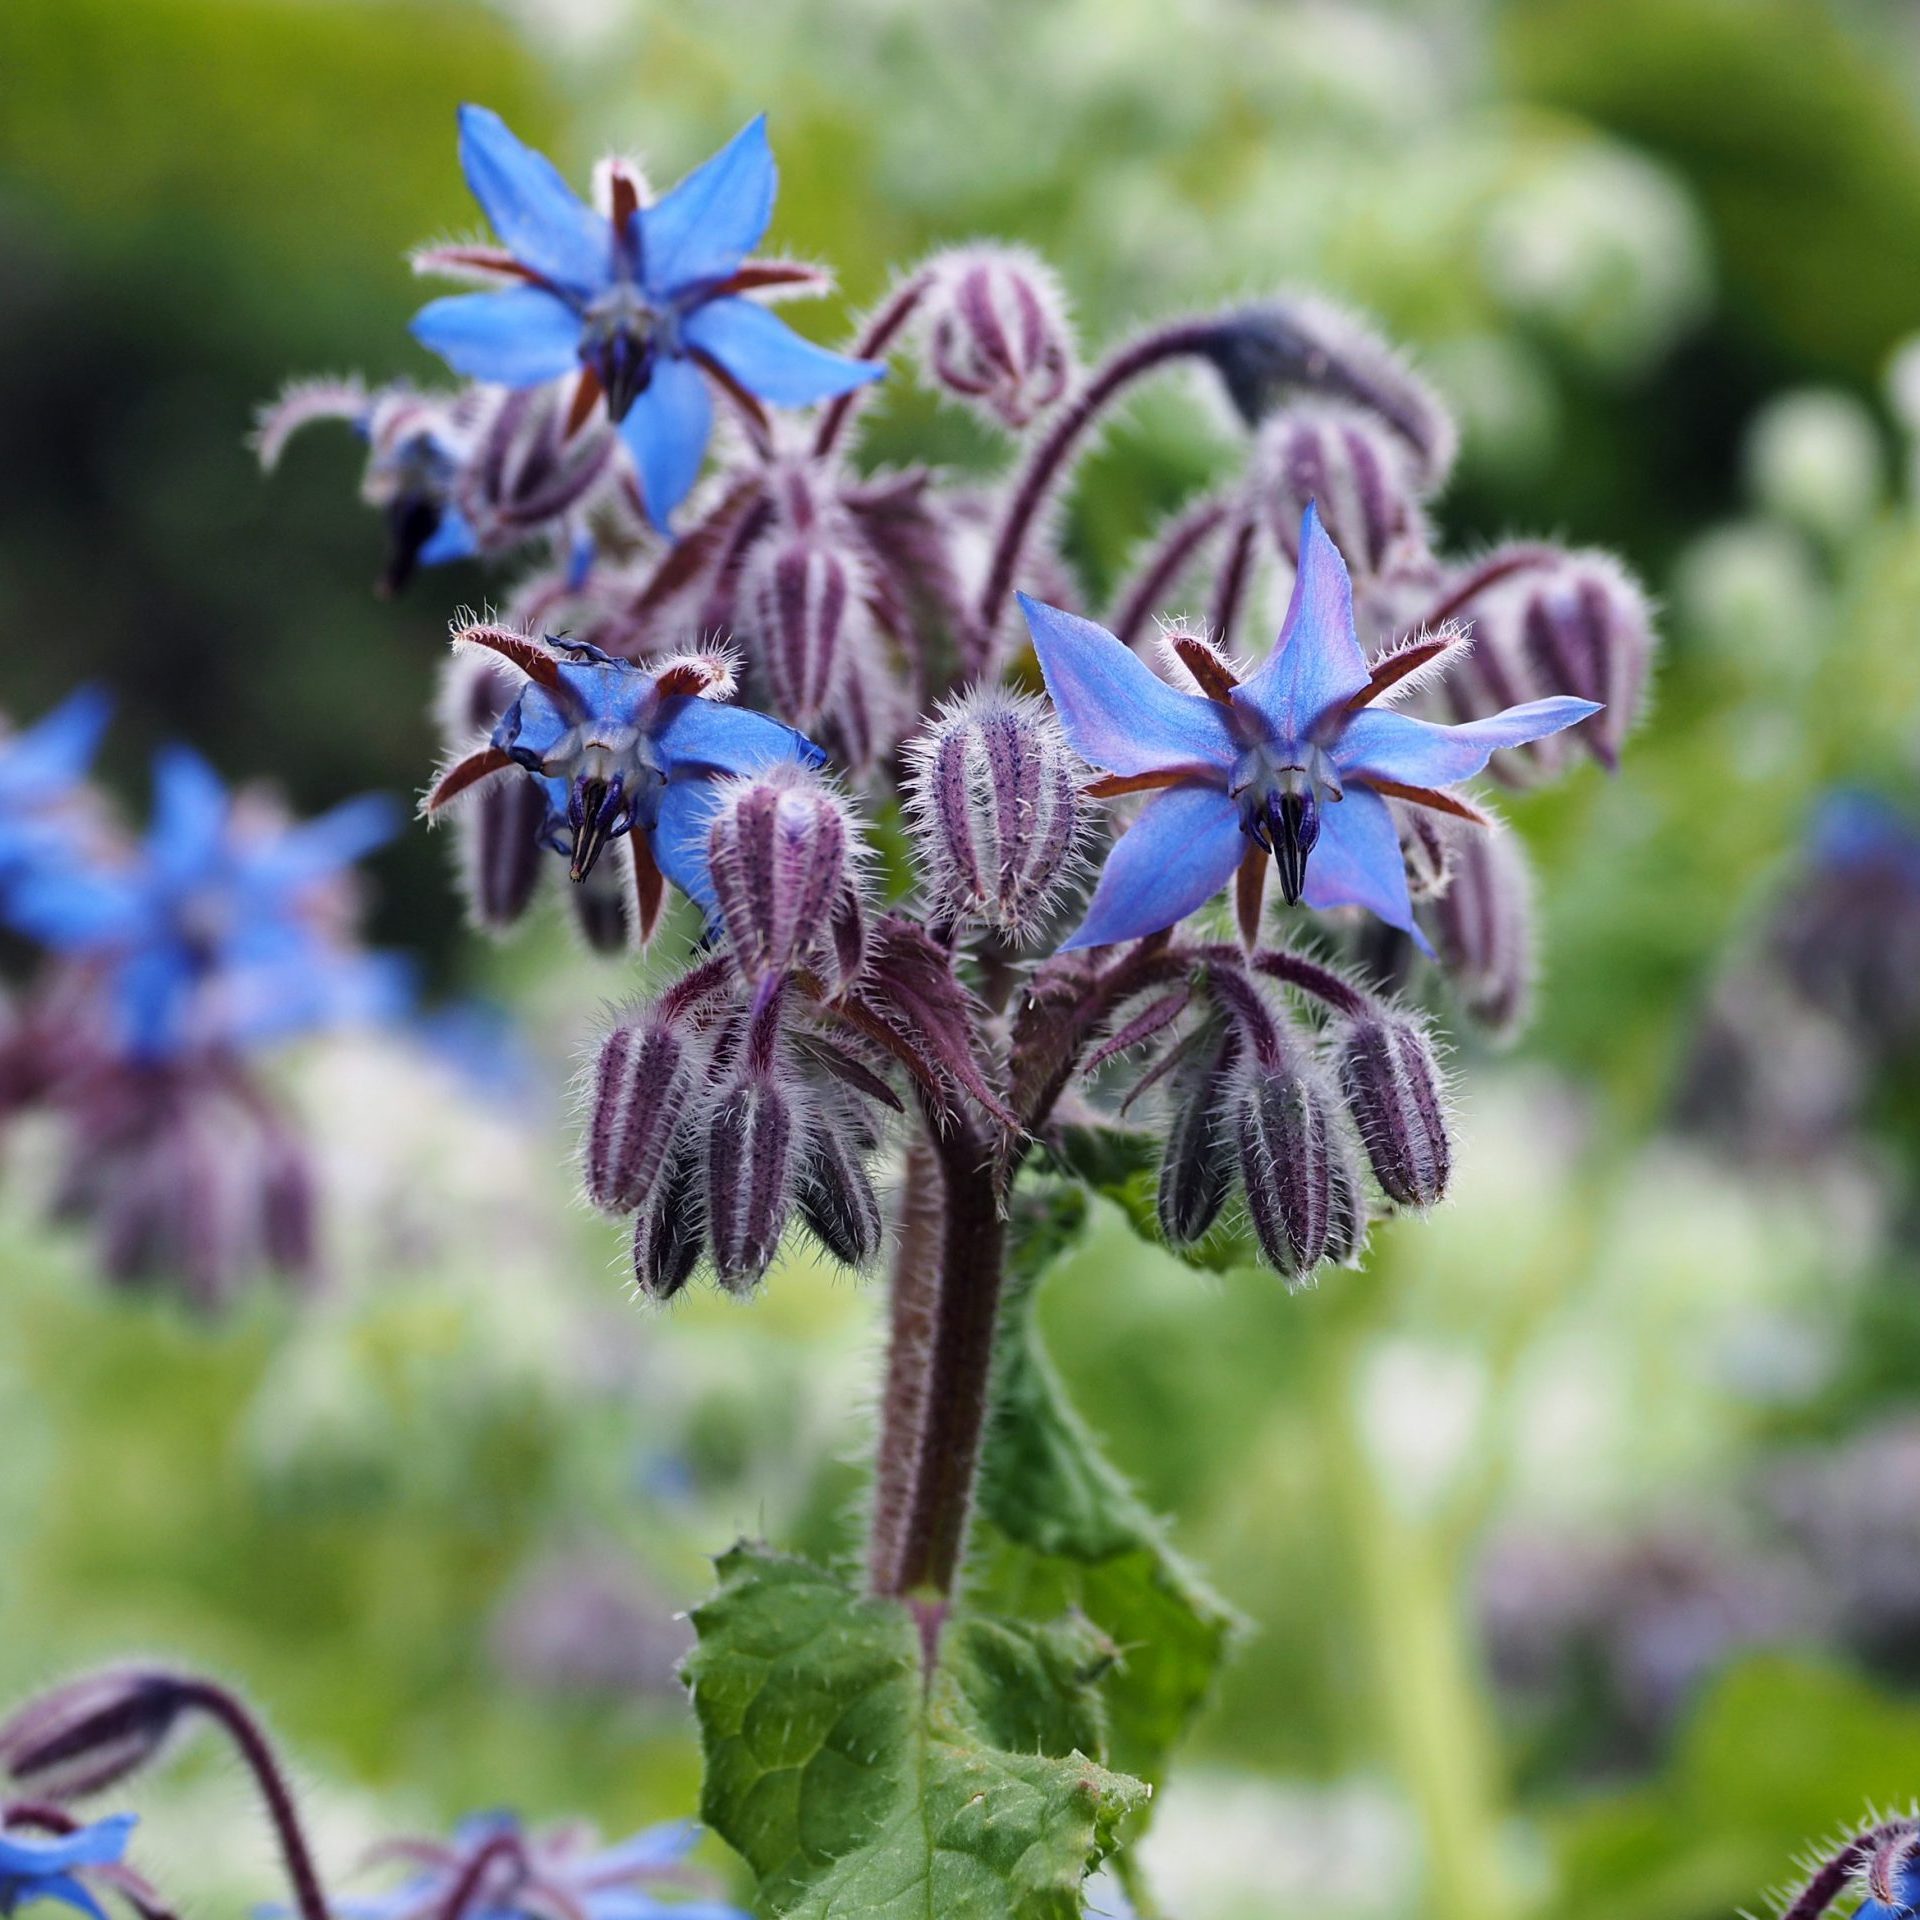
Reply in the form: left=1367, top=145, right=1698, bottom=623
left=1299, top=785, right=1430, bottom=951
left=640, top=115, right=776, bottom=294
left=579, top=1820, right=703, bottom=1875
left=653, top=696, right=826, bottom=779
left=682, top=298, right=885, bottom=405
left=618, top=355, right=714, bottom=529
left=1333, top=695, right=1602, bottom=789
left=456, top=103, right=609, bottom=298
left=1231, top=501, right=1370, bottom=747
left=1018, top=595, right=1236, bottom=779
left=651, top=775, right=727, bottom=912
left=1062, top=782, right=1243, bottom=951
left=410, top=288, right=582, bottom=389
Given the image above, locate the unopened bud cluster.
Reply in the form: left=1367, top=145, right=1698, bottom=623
left=920, top=247, right=1074, bottom=430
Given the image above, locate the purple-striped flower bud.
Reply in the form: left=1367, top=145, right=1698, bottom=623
left=705, top=1073, right=797, bottom=1292
left=1232, top=1057, right=1343, bottom=1284
left=1425, top=825, right=1536, bottom=1043
left=903, top=691, right=1086, bottom=939
left=586, top=1013, right=699, bottom=1215
left=1334, top=1013, right=1451, bottom=1209
left=795, top=1108, right=884, bottom=1269
left=1513, top=552, right=1653, bottom=770
left=1253, top=403, right=1430, bottom=582
left=0, top=1668, right=189, bottom=1801
left=923, top=247, right=1073, bottom=430
left=707, top=768, right=862, bottom=983
left=632, top=1135, right=705, bottom=1301
left=437, top=653, right=547, bottom=934
left=1324, top=1132, right=1371, bottom=1266
left=744, top=534, right=869, bottom=732
left=1156, top=1024, right=1240, bottom=1249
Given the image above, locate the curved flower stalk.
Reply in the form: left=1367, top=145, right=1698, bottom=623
left=0, top=736, right=405, bottom=1307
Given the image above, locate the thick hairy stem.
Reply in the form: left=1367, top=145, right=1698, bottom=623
left=1410, top=544, right=1561, bottom=637
left=978, top=319, right=1235, bottom=639
left=1782, top=1824, right=1915, bottom=1920
left=172, top=1681, right=328, bottom=1920
left=867, top=1116, right=1007, bottom=1628
left=813, top=270, right=936, bottom=459
left=1108, top=494, right=1234, bottom=651
left=1206, top=510, right=1259, bottom=649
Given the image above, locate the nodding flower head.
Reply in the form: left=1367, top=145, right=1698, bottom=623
left=920, top=246, right=1074, bottom=430
left=1019, top=504, right=1600, bottom=953
left=902, top=689, right=1087, bottom=940
left=0, top=1669, right=191, bottom=1804
left=3, top=747, right=404, bottom=1064
left=426, top=627, right=826, bottom=944
left=410, top=106, right=885, bottom=528
left=0, top=1810, right=146, bottom=1920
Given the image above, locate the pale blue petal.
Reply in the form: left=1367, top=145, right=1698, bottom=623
left=682, top=299, right=884, bottom=406
left=1299, top=786, right=1429, bottom=950
left=652, top=696, right=825, bottom=779
left=247, top=794, right=401, bottom=892
left=149, top=746, right=230, bottom=884
left=581, top=1820, right=701, bottom=1875
left=457, top=104, right=608, bottom=298
left=1333, top=696, right=1602, bottom=789
left=4, top=868, right=147, bottom=948
left=119, top=945, right=196, bottom=1058
left=1232, top=502, right=1369, bottom=748
left=651, top=774, right=726, bottom=911
left=0, top=1817, right=135, bottom=1876
left=640, top=116, right=775, bottom=293
left=618, top=356, right=714, bottom=529
left=11, top=1872, right=110, bottom=1920
left=1062, top=783, right=1243, bottom=951
left=418, top=507, right=479, bottom=566
left=1019, top=595, right=1236, bottom=780
left=0, top=686, right=112, bottom=801
left=411, top=289, right=581, bottom=389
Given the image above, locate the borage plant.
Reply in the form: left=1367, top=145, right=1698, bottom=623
left=3, top=104, right=1707, bottom=1919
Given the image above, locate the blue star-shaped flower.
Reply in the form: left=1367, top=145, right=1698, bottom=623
left=427, top=630, right=824, bottom=940
left=0, top=1812, right=137, bottom=1919
left=412, top=107, right=885, bottom=529
left=1020, top=503, right=1601, bottom=951
left=4, top=749, right=406, bottom=1062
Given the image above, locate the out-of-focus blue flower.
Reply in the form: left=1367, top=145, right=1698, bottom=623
left=5, top=749, right=406, bottom=1062
left=417, top=998, right=540, bottom=1103
left=338, top=1812, right=747, bottom=1920
left=0, top=689, right=111, bottom=889
left=412, top=107, right=884, bottom=529
left=0, top=1811, right=137, bottom=1919
left=428, top=631, right=824, bottom=928
left=1809, top=788, right=1920, bottom=879
left=1021, top=504, right=1600, bottom=950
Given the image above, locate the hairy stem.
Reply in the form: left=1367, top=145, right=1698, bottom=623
left=1108, top=493, right=1234, bottom=651
left=1409, top=544, right=1561, bottom=638
left=978, top=319, right=1236, bottom=638
left=867, top=1115, right=1007, bottom=1625
left=172, top=1680, right=328, bottom=1920
left=813, top=270, right=935, bottom=459
left=1206, top=509, right=1259, bottom=649
left=1783, top=1824, right=1915, bottom=1920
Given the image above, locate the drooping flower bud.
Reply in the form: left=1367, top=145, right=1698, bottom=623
left=1513, top=553, right=1653, bottom=770
left=585, top=1013, right=700, bottom=1215
left=1156, top=1023, right=1241, bottom=1249
left=1324, top=1132, right=1371, bottom=1266
left=1424, top=825, right=1536, bottom=1043
left=707, top=768, right=862, bottom=984
left=632, top=1135, right=705, bottom=1301
left=1334, top=1013, right=1451, bottom=1209
left=0, top=1667, right=191, bottom=1801
left=461, top=774, right=549, bottom=934
left=903, top=691, right=1086, bottom=939
left=1232, top=1056, right=1343, bottom=1284
left=795, top=1108, right=884, bottom=1269
left=742, top=533, right=869, bottom=732
left=1252, top=403, right=1431, bottom=581
left=568, top=845, right=632, bottom=954
left=922, top=247, right=1074, bottom=430
left=705, top=1072, right=797, bottom=1292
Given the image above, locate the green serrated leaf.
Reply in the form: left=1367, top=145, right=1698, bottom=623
left=973, top=1186, right=1241, bottom=1790
left=686, top=1545, right=1148, bottom=1920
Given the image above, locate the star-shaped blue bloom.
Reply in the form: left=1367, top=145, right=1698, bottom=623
left=412, top=107, right=885, bottom=530
left=4, top=750, right=406, bottom=1062
left=428, top=631, right=825, bottom=939
left=0, top=688, right=112, bottom=892
left=1020, top=503, right=1602, bottom=952
left=0, top=1812, right=137, bottom=1919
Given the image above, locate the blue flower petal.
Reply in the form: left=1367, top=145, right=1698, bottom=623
left=247, top=794, right=401, bottom=893
left=682, top=299, right=884, bottom=406
left=457, top=104, right=609, bottom=298
left=651, top=775, right=726, bottom=911
left=618, top=356, right=715, bottom=529
left=1062, top=783, right=1243, bottom=951
left=411, top=289, right=582, bottom=389
left=1333, top=696, right=1602, bottom=790
left=1299, top=786, right=1429, bottom=950
left=149, top=746, right=231, bottom=886
left=653, top=695, right=825, bottom=779
left=8, top=1871, right=111, bottom=1920
left=0, top=687, right=112, bottom=802
left=1231, top=502, right=1370, bottom=749
left=3, top=868, right=146, bottom=949
left=418, top=506, right=479, bottom=567
left=1019, top=596, right=1236, bottom=780
left=0, top=1815, right=136, bottom=1875
left=582, top=1821, right=702, bottom=1876
left=640, top=116, right=775, bottom=294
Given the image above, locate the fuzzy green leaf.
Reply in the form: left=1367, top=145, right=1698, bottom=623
left=685, top=1544, right=1147, bottom=1920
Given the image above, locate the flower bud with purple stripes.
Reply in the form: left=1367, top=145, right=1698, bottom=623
left=1424, top=823, right=1536, bottom=1042
left=1156, top=1021, right=1241, bottom=1250
left=742, top=531, right=871, bottom=734
left=1252, top=402, right=1431, bottom=585
left=1232, top=1051, right=1345, bottom=1285
left=903, top=691, right=1087, bottom=941
left=585, top=1013, right=702, bottom=1217
left=922, top=247, right=1073, bottom=430
left=1333, top=1011, right=1451, bottom=1209
left=0, top=1669, right=190, bottom=1802
left=795, top=1102, right=885, bottom=1269
left=705, top=1069, right=799, bottom=1293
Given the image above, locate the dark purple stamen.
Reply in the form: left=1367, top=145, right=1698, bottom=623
left=1259, top=786, right=1319, bottom=905
left=593, top=330, right=655, bottom=423
left=568, top=774, right=628, bottom=882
